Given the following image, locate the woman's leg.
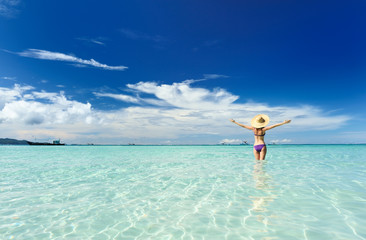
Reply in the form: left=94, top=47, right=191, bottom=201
left=259, top=146, right=267, bottom=160
left=253, top=148, right=260, bottom=160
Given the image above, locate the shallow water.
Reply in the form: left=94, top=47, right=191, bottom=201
left=1, top=145, right=366, bottom=239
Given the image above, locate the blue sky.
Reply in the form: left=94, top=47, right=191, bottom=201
left=0, top=0, right=365, bottom=144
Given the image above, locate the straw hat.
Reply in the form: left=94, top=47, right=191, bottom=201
left=251, top=114, right=270, bottom=128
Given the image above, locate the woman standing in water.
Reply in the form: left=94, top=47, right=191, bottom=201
left=230, top=114, right=291, bottom=160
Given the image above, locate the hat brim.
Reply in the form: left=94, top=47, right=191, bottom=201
left=251, top=114, right=270, bottom=128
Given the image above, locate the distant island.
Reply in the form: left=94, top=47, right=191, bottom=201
left=0, top=138, right=29, bottom=145
left=0, top=138, right=65, bottom=145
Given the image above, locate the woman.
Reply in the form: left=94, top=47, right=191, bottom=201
left=230, top=114, right=291, bottom=160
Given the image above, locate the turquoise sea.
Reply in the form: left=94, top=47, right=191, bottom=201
left=1, top=145, right=366, bottom=240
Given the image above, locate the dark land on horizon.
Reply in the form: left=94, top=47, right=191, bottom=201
left=0, top=138, right=65, bottom=145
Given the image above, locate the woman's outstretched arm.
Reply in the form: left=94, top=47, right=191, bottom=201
left=264, top=120, right=291, bottom=131
left=230, top=119, right=254, bottom=130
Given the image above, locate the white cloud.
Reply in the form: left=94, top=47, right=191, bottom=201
left=90, top=80, right=350, bottom=142
left=0, top=81, right=351, bottom=144
left=0, top=84, right=33, bottom=108
left=17, top=49, right=128, bottom=71
left=126, top=81, right=239, bottom=109
left=32, top=91, right=59, bottom=100
left=0, top=85, right=94, bottom=126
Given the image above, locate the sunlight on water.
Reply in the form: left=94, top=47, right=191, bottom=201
left=1, top=145, right=366, bottom=239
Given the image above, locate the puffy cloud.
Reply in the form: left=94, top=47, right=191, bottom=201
left=122, top=81, right=349, bottom=130
left=0, top=84, right=34, bottom=108
left=126, top=81, right=239, bottom=109
left=17, top=49, right=127, bottom=71
left=0, top=86, right=94, bottom=126
left=0, top=80, right=351, bottom=144
left=93, top=80, right=351, bottom=143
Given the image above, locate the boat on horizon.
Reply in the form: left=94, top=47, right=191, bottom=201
left=27, top=139, right=65, bottom=146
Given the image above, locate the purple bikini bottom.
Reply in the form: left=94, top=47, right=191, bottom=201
left=254, top=144, right=266, bottom=152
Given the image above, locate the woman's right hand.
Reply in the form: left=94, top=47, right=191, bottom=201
left=284, top=120, right=291, bottom=124
left=230, top=119, right=235, bottom=123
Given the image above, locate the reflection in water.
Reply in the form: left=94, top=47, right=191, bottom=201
left=245, top=160, right=278, bottom=228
